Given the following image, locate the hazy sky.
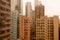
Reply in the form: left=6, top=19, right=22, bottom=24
left=12, top=0, right=60, bottom=18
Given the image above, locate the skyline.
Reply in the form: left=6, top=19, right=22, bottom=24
left=23, top=0, right=60, bottom=18
left=12, top=0, right=60, bottom=18
left=0, top=0, right=59, bottom=40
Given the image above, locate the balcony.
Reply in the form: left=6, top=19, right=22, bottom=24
left=0, top=10, right=11, bottom=14
left=2, top=0, right=10, bottom=4
left=0, top=3, right=11, bottom=10
left=0, top=27, right=10, bottom=31
left=5, top=22, right=11, bottom=25
left=4, top=36, right=11, bottom=40
left=0, top=16, right=4, bottom=19
left=0, top=32, right=11, bottom=37
left=5, top=17, right=11, bottom=20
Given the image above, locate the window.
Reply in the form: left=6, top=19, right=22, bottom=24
left=0, top=38, right=3, bottom=40
left=0, top=19, right=2, bottom=22
left=6, top=24, right=10, bottom=27
left=0, top=31, right=5, bottom=34
left=0, top=24, right=5, bottom=28
left=7, top=29, right=10, bottom=32
left=0, top=1, right=6, bottom=6
left=8, top=39, right=10, bottom=40
left=0, top=13, right=5, bottom=16
left=5, top=9, right=10, bottom=12
left=0, top=7, right=5, bottom=11
left=5, top=14, right=10, bottom=17
left=6, top=3, right=10, bottom=6
left=24, top=32, right=28, bottom=35
left=6, top=19, right=10, bottom=22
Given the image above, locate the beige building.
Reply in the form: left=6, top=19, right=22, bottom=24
left=36, top=16, right=59, bottom=40
left=26, top=2, right=32, bottom=18
left=17, top=0, right=23, bottom=15
left=35, top=1, right=44, bottom=19
left=35, top=1, right=45, bottom=40
left=35, top=0, right=39, bottom=6
left=26, top=2, right=36, bottom=40
left=19, top=15, right=32, bottom=40
left=11, top=0, right=17, bottom=11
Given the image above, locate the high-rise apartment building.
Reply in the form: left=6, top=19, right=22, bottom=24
left=26, top=2, right=36, bottom=40
left=17, top=0, right=23, bottom=15
left=30, top=11, right=36, bottom=40
left=19, top=15, right=32, bottom=40
left=35, top=1, right=45, bottom=40
left=36, top=16, right=59, bottom=40
left=35, top=1, right=44, bottom=19
left=11, top=10, right=18, bottom=40
left=26, top=2, right=32, bottom=18
left=35, top=0, right=39, bottom=6
left=0, top=0, right=11, bottom=40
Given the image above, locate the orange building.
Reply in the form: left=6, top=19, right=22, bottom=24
left=0, top=0, right=11, bottom=40
left=19, top=15, right=32, bottom=40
